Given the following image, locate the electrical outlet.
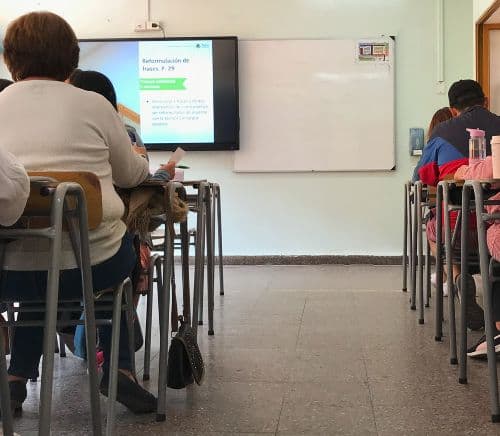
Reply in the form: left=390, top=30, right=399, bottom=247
left=146, top=21, right=161, bottom=30
left=135, top=20, right=161, bottom=32
left=135, top=21, right=147, bottom=32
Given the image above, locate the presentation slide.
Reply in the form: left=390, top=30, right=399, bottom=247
left=78, top=39, right=215, bottom=145
left=139, top=40, right=214, bottom=144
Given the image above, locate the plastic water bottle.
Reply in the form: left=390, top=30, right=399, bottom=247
left=467, top=128, right=486, bottom=165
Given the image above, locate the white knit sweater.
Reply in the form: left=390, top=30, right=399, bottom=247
left=0, top=80, right=150, bottom=270
left=0, top=149, right=29, bottom=227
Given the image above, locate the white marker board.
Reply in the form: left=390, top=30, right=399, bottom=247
left=233, top=38, right=395, bottom=172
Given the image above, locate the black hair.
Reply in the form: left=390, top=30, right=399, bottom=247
left=448, top=79, right=485, bottom=111
left=69, top=69, right=117, bottom=110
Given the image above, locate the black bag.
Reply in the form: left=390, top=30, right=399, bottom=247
left=167, top=316, right=204, bottom=389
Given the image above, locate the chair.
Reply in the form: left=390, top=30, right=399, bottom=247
left=410, top=181, right=433, bottom=324
left=0, top=172, right=134, bottom=436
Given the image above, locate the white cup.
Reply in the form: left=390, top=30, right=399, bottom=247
left=492, top=136, right=500, bottom=179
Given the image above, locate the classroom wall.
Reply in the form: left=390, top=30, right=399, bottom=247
left=0, top=0, right=473, bottom=256
left=474, top=0, right=497, bottom=21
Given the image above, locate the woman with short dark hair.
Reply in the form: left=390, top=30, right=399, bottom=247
left=0, top=11, right=158, bottom=416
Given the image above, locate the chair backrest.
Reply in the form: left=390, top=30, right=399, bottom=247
left=23, top=171, right=103, bottom=230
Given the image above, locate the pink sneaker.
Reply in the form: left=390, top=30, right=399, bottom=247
left=96, top=350, right=104, bottom=369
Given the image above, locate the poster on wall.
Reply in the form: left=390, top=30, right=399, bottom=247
left=357, top=41, right=390, bottom=62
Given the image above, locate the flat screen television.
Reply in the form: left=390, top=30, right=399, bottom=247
left=78, top=37, right=239, bottom=151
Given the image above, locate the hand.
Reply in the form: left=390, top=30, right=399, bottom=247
left=132, top=144, right=148, bottom=157
left=160, top=161, right=176, bottom=179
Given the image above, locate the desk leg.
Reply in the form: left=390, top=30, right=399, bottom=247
left=410, top=188, right=417, bottom=310
left=216, top=185, right=225, bottom=296
left=192, top=186, right=205, bottom=334
left=474, top=183, right=500, bottom=421
left=435, top=186, right=443, bottom=341
left=205, top=185, right=215, bottom=336
left=444, top=188, right=457, bottom=365
left=417, top=183, right=424, bottom=324
left=181, top=219, right=191, bottom=323
left=459, top=186, right=470, bottom=384
left=157, top=215, right=173, bottom=422
left=425, top=237, right=431, bottom=308
left=403, top=183, right=409, bottom=292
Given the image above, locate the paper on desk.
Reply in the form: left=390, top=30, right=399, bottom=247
left=170, top=147, right=186, bottom=164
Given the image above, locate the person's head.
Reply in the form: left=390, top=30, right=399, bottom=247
left=3, top=11, right=79, bottom=82
left=448, top=79, right=486, bottom=115
left=427, top=107, right=453, bottom=139
left=0, top=79, right=13, bottom=92
left=69, top=69, right=118, bottom=110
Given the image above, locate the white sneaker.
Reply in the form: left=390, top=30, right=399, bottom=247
left=431, top=272, right=448, bottom=297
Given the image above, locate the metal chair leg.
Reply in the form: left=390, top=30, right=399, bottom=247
left=0, top=320, right=13, bottom=436
left=459, top=186, right=470, bottom=384
left=435, top=184, right=443, bottom=341
left=156, top=200, right=174, bottom=422
left=425, top=236, right=431, bottom=308
left=124, top=283, right=136, bottom=377
left=143, top=254, right=160, bottom=382
left=215, top=184, right=224, bottom=296
left=38, top=209, right=64, bottom=436
left=403, top=182, right=409, bottom=292
left=410, top=184, right=417, bottom=311
left=106, top=280, right=126, bottom=436
left=205, top=184, right=215, bottom=336
left=443, top=186, right=457, bottom=365
left=416, top=182, right=425, bottom=324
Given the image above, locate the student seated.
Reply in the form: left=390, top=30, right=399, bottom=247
left=423, top=107, right=453, bottom=296
left=413, top=79, right=500, bottom=331
left=0, top=79, right=28, bottom=227
left=0, top=147, right=29, bottom=227
left=455, top=159, right=500, bottom=357
left=0, top=11, right=164, bottom=415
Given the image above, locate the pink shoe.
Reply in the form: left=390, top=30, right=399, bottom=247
left=96, top=350, right=104, bottom=369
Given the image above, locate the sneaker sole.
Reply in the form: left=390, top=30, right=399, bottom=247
left=467, top=343, right=500, bottom=359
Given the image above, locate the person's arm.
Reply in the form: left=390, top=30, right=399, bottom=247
left=150, top=162, right=176, bottom=181
left=101, top=109, right=150, bottom=188
left=454, top=156, right=493, bottom=181
left=412, top=138, right=440, bottom=185
left=0, top=150, right=29, bottom=226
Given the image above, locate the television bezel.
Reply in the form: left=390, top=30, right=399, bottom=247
left=78, top=36, right=240, bottom=151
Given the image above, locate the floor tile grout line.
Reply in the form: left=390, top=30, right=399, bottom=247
left=274, top=386, right=287, bottom=436
left=357, top=293, right=380, bottom=436
left=294, top=296, right=308, bottom=351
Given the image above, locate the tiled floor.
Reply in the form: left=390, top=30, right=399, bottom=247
left=8, top=265, right=500, bottom=435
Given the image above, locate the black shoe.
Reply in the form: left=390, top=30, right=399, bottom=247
left=100, top=372, right=157, bottom=414
left=134, top=317, right=144, bottom=352
left=455, top=274, right=485, bottom=331
left=0, top=381, right=27, bottom=419
left=467, top=333, right=500, bottom=359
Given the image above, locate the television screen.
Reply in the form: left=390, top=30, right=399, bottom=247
left=78, top=37, right=239, bottom=151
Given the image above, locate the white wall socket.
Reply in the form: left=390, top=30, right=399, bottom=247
left=134, top=21, right=161, bottom=32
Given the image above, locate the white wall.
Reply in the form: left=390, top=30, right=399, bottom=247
left=0, top=0, right=473, bottom=256
left=474, top=0, right=497, bottom=21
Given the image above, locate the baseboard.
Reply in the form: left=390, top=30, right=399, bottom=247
left=174, top=255, right=403, bottom=265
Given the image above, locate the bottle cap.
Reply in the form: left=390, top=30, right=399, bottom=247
left=467, top=128, right=485, bottom=138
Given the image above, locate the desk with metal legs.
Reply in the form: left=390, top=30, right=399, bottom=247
left=460, top=180, right=500, bottom=423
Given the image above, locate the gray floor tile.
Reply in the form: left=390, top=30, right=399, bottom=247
left=277, top=382, right=376, bottom=435
left=7, top=265, right=500, bottom=435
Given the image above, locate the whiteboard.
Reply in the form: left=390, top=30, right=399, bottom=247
left=233, top=38, right=395, bottom=172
